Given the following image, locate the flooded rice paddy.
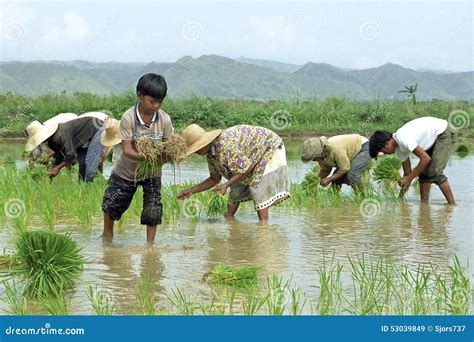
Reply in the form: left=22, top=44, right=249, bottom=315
left=0, top=140, right=472, bottom=314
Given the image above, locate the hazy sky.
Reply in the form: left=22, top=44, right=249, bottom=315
left=1, top=0, right=472, bottom=71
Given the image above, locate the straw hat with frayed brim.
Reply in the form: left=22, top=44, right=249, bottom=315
left=25, top=121, right=59, bottom=152
left=301, top=136, right=328, bottom=163
left=182, top=124, right=222, bottom=157
left=100, top=118, right=121, bottom=147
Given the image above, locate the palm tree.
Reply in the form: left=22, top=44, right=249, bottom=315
left=398, top=83, right=418, bottom=105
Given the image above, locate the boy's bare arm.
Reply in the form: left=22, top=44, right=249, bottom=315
left=402, top=158, right=412, bottom=176
left=122, top=140, right=145, bottom=160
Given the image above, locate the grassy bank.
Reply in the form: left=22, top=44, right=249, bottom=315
left=1, top=92, right=473, bottom=137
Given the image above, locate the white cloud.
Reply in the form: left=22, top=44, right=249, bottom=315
left=245, top=15, right=298, bottom=56
left=40, top=12, right=91, bottom=45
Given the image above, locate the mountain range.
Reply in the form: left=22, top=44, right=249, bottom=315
left=1, top=55, right=472, bottom=100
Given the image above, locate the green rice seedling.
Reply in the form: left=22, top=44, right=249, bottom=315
left=263, top=275, right=290, bottom=315
left=201, top=287, right=238, bottom=315
left=8, top=212, right=29, bottom=234
left=27, top=166, right=50, bottom=182
left=204, top=263, right=259, bottom=288
left=348, top=254, right=386, bottom=315
left=205, top=192, right=227, bottom=217
left=164, top=287, right=197, bottom=315
left=287, top=287, right=307, bottom=315
left=300, top=168, right=320, bottom=195
left=86, top=285, right=116, bottom=315
left=0, top=253, right=19, bottom=271
left=446, top=256, right=470, bottom=315
left=67, top=185, right=100, bottom=226
left=135, top=276, right=158, bottom=315
left=40, top=194, right=57, bottom=231
left=40, top=292, right=70, bottom=315
left=2, top=279, right=27, bottom=315
left=373, top=156, right=402, bottom=191
left=241, top=290, right=268, bottom=315
left=316, top=254, right=344, bottom=315
left=11, top=230, right=84, bottom=299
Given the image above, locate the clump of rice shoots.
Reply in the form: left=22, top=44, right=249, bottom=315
left=373, top=156, right=402, bottom=191
left=300, top=168, right=320, bottom=194
left=0, top=253, right=19, bottom=271
left=27, top=166, right=49, bottom=181
left=11, top=230, right=84, bottom=298
left=204, top=263, right=259, bottom=288
left=206, top=192, right=227, bottom=217
left=135, top=134, right=187, bottom=180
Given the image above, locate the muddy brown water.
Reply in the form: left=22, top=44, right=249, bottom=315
left=0, top=140, right=473, bottom=314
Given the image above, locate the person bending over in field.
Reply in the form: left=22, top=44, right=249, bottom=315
left=177, top=124, right=290, bottom=222
left=369, top=116, right=457, bottom=204
left=301, top=134, right=371, bottom=192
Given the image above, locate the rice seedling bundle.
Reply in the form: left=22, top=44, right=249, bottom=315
left=205, top=192, right=227, bottom=217
left=135, top=134, right=187, bottom=179
left=373, top=156, right=402, bottom=189
left=12, top=230, right=84, bottom=298
left=204, top=263, right=259, bottom=288
left=300, top=169, right=320, bottom=194
left=27, top=166, right=50, bottom=181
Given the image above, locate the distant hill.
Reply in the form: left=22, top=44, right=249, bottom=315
left=1, top=56, right=472, bottom=100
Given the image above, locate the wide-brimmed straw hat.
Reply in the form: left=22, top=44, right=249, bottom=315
left=43, top=113, right=77, bottom=125
left=100, top=118, right=121, bottom=147
left=301, top=136, right=328, bottom=162
left=25, top=121, right=59, bottom=152
left=78, top=112, right=109, bottom=121
left=182, top=124, right=222, bottom=156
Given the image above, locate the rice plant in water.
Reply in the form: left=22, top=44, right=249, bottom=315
left=373, top=156, right=402, bottom=192
left=86, top=285, right=116, bottom=315
left=12, top=230, right=84, bottom=298
left=164, top=287, right=197, bottom=315
left=205, top=192, right=227, bottom=217
left=135, top=276, right=158, bottom=315
left=40, top=293, right=70, bottom=315
left=204, top=263, right=259, bottom=288
left=2, top=280, right=28, bottom=315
